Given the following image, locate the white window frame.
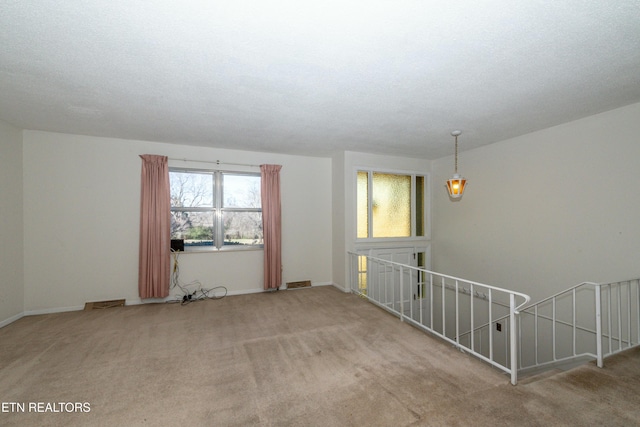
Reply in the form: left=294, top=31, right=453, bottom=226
left=354, top=167, right=430, bottom=244
left=169, top=167, right=263, bottom=252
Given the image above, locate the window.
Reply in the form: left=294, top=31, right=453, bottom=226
left=357, top=170, right=426, bottom=239
left=170, top=169, right=263, bottom=251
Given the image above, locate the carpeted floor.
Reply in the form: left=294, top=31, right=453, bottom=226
left=1, top=286, right=639, bottom=426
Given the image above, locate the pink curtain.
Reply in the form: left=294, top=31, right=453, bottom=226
left=261, top=164, right=282, bottom=290
left=138, top=155, right=171, bottom=298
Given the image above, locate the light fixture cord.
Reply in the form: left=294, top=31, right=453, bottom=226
left=454, top=134, right=458, bottom=173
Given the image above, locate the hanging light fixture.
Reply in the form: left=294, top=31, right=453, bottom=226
left=446, top=130, right=467, bottom=198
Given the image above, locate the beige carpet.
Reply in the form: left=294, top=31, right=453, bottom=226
left=1, top=286, right=639, bottom=426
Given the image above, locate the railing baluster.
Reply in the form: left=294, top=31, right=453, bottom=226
left=505, top=320, right=509, bottom=373
left=608, top=285, right=612, bottom=355
left=455, top=280, right=460, bottom=346
left=572, top=288, right=576, bottom=357
left=419, top=269, right=423, bottom=326
left=510, top=293, right=517, bottom=385
left=552, top=298, right=557, bottom=361
left=518, top=309, right=522, bottom=369
left=637, top=279, right=640, bottom=345
left=489, top=288, right=493, bottom=365
left=399, top=265, right=404, bottom=321
left=373, top=260, right=377, bottom=302
left=470, top=284, right=475, bottom=352
left=379, top=259, right=383, bottom=304
left=617, top=282, right=622, bottom=352
left=377, top=260, right=381, bottom=303
left=430, top=273, right=434, bottom=329
left=534, top=305, right=538, bottom=366
left=408, top=266, right=413, bottom=322
left=442, top=276, right=446, bottom=338
left=390, top=264, right=394, bottom=310
left=626, top=281, right=631, bottom=349
left=379, top=260, right=383, bottom=303
left=596, top=284, right=603, bottom=368
left=388, top=264, right=392, bottom=307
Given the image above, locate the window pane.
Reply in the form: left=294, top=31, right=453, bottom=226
left=223, top=174, right=261, bottom=208
left=171, top=211, right=214, bottom=248
left=358, top=255, right=368, bottom=294
left=357, top=171, right=369, bottom=238
left=223, top=211, right=263, bottom=246
left=416, top=175, right=425, bottom=237
left=372, top=173, right=411, bottom=238
left=170, top=171, right=213, bottom=207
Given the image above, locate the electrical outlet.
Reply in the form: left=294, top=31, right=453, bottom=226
left=496, top=322, right=502, bottom=332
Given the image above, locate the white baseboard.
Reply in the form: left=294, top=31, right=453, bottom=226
left=312, top=281, right=334, bottom=287
left=0, top=311, right=24, bottom=329
left=329, top=282, right=350, bottom=293
left=2, top=305, right=85, bottom=329
left=1, top=282, right=348, bottom=328
left=24, top=305, right=85, bottom=316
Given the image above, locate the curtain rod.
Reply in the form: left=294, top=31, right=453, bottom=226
left=168, top=158, right=260, bottom=168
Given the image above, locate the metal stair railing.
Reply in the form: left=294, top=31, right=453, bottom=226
left=458, top=278, right=640, bottom=376
left=517, top=278, right=640, bottom=373
left=349, top=252, right=530, bottom=385
left=349, top=251, right=640, bottom=382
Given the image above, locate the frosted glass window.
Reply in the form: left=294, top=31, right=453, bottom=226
left=372, top=173, right=411, bottom=237
left=416, top=176, right=425, bottom=237
left=356, top=170, right=427, bottom=240
left=357, top=171, right=369, bottom=238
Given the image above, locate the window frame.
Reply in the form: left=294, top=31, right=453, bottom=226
left=354, top=167, right=430, bottom=243
left=169, top=166, right=263, bottom=252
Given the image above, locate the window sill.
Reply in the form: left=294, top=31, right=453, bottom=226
left=172, top=246, right=264, bottom=254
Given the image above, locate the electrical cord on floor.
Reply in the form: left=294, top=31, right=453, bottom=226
left=168, top=249, right=228, bottom=305
left=179, top=286, right=228, bottom=305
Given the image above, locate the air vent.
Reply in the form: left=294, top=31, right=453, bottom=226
left=84, top=299, right=125, bottom=310
left=286, top=280, right=311, bottom=289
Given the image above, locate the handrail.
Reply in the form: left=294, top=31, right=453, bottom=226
left=361, top=254, right=531, bottom=310
left=518, top=281, right=599, bottom=311
left=516, top=278, right=640, bottom=373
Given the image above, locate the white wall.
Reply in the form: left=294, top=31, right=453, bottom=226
left=432, top=102, right=640, bottom=303
left=0, top=120, right=24, bottom=326
left=331, top=152, right=346, bottom=290
left=22, top=131, right=332, bottom=312
left=16, top=102, right=640, bottom=315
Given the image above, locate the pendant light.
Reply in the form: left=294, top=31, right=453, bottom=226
left=446, top=130, right=467, bottom=198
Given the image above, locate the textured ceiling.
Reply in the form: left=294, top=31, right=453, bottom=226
left=1, top=1, right=640, bottom=159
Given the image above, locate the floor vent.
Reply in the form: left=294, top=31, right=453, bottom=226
left=84, top=299, right=126, bottom=310
left=287, top=280, right=311, bottom=289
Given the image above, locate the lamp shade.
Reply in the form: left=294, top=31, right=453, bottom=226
left=446, top=173, right=466, bottom=198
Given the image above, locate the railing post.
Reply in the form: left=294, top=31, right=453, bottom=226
left=400, top=266, right=404, bottom=322
left=350, top=253, right=356, bottom=293
left=510, top=293, right=518, bottom=385
left=595, top=284, right=603, bottom=368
